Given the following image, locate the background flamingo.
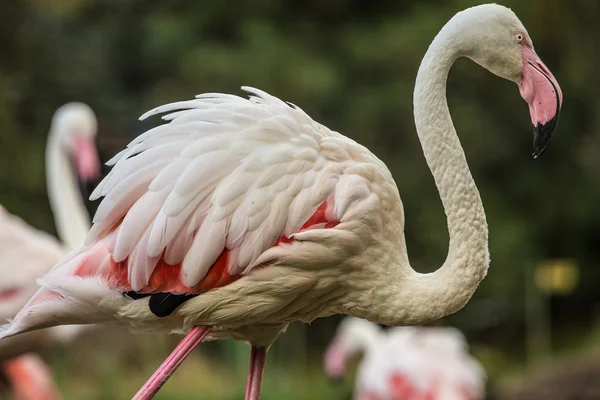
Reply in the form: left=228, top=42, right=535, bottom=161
left=0, top=103, right=100, bottom=399
left=0, top=4, right=561, bottom=400
left=324, top=317, right=485, bottom=400
left=403, top=328, right=486, bottom=400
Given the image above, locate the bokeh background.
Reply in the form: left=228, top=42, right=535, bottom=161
left=0, top=0, right=598, bottom=399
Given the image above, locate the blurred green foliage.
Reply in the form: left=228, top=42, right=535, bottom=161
left=0, top=0, right=598, bottom=398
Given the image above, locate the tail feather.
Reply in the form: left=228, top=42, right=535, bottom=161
left=0, top=321, right=13, bottom=340
left=0, top=248, right=126, bottom=341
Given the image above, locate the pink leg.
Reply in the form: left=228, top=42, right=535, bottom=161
left=244, top=346, right=267, bottom=400
left=132, top=325, right=212, bottom=400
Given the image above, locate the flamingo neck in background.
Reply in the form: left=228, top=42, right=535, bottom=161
left=46, top=130, right=92, bottom=252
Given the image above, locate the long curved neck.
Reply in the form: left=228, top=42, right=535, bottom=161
left=46, top=130, right=91, bottom=251
left=409, top=29, right=489, bottom=321
left=370, top=27, right=489, bottom=326
left=352, top=327, right=381, bottom=355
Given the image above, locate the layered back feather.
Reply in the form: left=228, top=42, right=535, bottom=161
left=0, top=87, right=387, bottom=340
left=84, top=87, right=379, bottom=292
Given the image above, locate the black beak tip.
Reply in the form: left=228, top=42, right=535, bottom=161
left=532, top=137, right=550, bottom=158
left=532, top=114, right=559, bottom=159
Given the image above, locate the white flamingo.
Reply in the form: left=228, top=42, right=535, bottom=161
left=412, top=328, right=486, bottom=400
left=45, top=102, right=101, bottom=252
left=0, top=103, right=100, bottom=399
left=324, top=319, right=485, bottom=400
left=0, top=5, right=561, bottom=400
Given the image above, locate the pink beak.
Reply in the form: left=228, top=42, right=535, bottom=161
left=518, top=46, right=562, bottom=158
left=323, top=341, right=347, bottom=379
left=73, top=133, right=100, bottom=182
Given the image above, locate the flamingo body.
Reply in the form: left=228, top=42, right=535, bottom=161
left=12, top=89, right=385, bottom=344
left=325, top=318, right=485, bottom=400
left=0, top=206, right=65, bottom=361
left=0, top=208, right=67, bottom=400
left=0, top=206, right=63, bottom=322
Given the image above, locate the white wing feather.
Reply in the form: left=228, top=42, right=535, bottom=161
left=87, top=87, right=377, bottom=291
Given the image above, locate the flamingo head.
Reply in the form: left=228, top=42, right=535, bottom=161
left=51, top=102, right=101, bottom=182
left=449, top=4, right=562, bottom=158
left=323, top=317, right=381, bottom=379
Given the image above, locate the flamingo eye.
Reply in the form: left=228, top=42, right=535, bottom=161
left=515, top=33, right=525, bottom=43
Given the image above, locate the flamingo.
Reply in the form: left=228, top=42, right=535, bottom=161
left=403, top=328, right=486, bottom=400
left=0, top=103, right=100, bottom=399
left=0, top=4, right=561, bottom=400
left=45, top=102, right=101, bottom=252
left=324, top=318, right=485, bottom=400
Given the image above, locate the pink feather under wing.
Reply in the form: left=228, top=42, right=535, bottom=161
left=73, top=201, right=338, bottom=296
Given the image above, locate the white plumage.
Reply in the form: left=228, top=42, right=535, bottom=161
left=87, top=87, right=365, bottom=290
left=0, top=206, right=64, bottom=326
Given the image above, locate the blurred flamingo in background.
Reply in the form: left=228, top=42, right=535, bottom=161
left=403, top=328, right=486, bottom=400
left=1, top=353, right=60, bottom=400
left=0, top=5, right=561, bottom=400
left=45, top=103, right=101, bottom=252
left=0, top=103, right=100, bottom=400
left=324, top=318, right=485, bottom=400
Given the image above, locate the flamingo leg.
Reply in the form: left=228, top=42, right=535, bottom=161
left=132, top=325, right=212, bottom=400
left=244, top=346, right=267, bottom=400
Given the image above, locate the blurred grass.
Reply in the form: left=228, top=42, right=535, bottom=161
left=1, top=317, right=599, bottom=399
left=23, top=317, right=599, bottom=400
left=44, top=326, right=352, bottom=400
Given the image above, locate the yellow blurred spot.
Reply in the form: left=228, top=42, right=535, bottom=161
left=535, top=259, right=579, bottom=295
